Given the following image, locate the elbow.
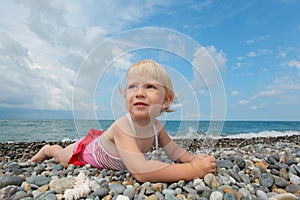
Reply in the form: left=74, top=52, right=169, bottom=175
left=131, top=173, right=152, bottom=183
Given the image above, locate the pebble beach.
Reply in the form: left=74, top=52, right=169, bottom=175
left=0, top=135, right=300, bottom=200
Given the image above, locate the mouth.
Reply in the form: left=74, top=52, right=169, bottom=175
left=133, top=102, right=149, bottom=107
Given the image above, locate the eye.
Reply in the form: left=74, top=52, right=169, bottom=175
left=127, top=84, right=137, bottom=90
left=146, top=84, right=156, bottom=89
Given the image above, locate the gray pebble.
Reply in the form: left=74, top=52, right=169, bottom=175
left=0, top=175, right=24, bottom=188
left=285, top=183, right=300, bottom=193
left=109, top=183, right=126, bottom=194
left=259, top=173, right=274, bottom=188
left=162, top=188, right=177, bottom=196
left=123, top=185, right=134, bottom=199
left=92, top=187, right=109, bottom=197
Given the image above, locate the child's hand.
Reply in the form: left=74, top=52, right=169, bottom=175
left=194, top=154, right=209, bottom=159
left=190, top=155, right=216, bottom=178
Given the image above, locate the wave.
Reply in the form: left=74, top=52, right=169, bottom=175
left=171, top=130, right=300, bottom=139
left=223, top=130, right=300, bottom=139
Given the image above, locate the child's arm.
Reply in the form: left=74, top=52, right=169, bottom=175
left=113, top=122, right=216, bottom=182
left=156, top=124, right=195, bottom=163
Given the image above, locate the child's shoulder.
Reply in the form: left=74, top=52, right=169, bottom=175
left=110, top=115, right=133, bottom=135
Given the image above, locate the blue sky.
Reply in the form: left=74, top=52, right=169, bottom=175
left=0, top=0, right=299, bottom=121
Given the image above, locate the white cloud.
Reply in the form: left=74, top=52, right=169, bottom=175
left=281, top=59, right=300, bottom=70
left=256, top=89, right=277, bottom=97
left=0, top=1, right=172, bottom=112
left=246, top=35, right=271, bottom=44
left=246, top=49, right=272, bottom=58
left=250, top=104, right=264, bottom=110
left=238, top=100, right=250, bottom=105
left=191, top=45, right=227, bottom=90
left=231, top=90, right=239, bottom=96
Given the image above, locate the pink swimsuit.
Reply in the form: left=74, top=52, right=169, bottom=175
left=68, top=114, right=158, bottom=170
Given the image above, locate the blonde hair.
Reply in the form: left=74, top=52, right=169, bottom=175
left=124, top=59, right=175, bottom=113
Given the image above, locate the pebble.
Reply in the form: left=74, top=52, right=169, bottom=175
left=210, top=191, right=223, bottom=200
left=49, top=177, right=76, bottom=194
left=259, top=173, right=274, bottom=188
left=0, top=135, right=300, bottom=200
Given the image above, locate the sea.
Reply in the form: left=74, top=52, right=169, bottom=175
left=0, top=120, right=300, bottom=143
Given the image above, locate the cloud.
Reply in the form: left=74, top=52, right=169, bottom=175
left=256, top=89, right=277, bottom=97
left=0, top=33, right=74, bottom=110
left=0, top=1, right=173, bottom=114
left=281, top=59, right=300, bottom=70
left=238, top=89, right=277, bottom=108
left=246, top=49, right=272, bottom=57
left=231, top=90, right=239, bottom=96
left=238, top=100, right=250, bottom=105
left=191, top=45, right=227, bottom=90
left=250, top=104, right=264, bottom=110
left=246, top=35, right=271, bottom=44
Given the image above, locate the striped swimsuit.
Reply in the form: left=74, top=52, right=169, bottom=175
left=69, top=114, right=159, bottom=170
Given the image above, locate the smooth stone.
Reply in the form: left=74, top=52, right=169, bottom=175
left=34, top=190, right=56, bottom=200
left=109, top=183, right=126, bottom=194
left=182, top=185, right=196, bottom=194
left=251, top=167, right=261, bottom=178
left=186, top=192, right=200, bottom=200
left=193, top=178, right=205, bottom=188
left=0, top=175, right=24, bottom=188
left=44, top=193, right=58, bottom=200
left=268, top=156, right=278, bottom=165
left=259, top=173, right=274, bottom=188
left=123, top=185, right=134, bottom=199
left=268, top=193, right=297, bottom=200
left=162, top=189, right=177, bottom=196
left=35, top=176, right=51, bottom=186
left=279, top=168, right=289, bottom=180
left=219, top=175, right=233, bottom=185
left=165, top=193, right=178, bottom=200
left=0, top=185, right=18, bottom=199
left=52, top=164, right=63, bottom=171
left=209, top=191, right=223, bottom=200
left=116, top=195, right=130, bottom=200
left=228, top=169, right=241, bottom=182
left=274, top=177, right=288, bottom=187
left=289, top=173, right=300, bottom=185
left=270, top=153, right=280, bottom=162
left=204, top=173, right=220, bottom=189
left=19, top=160, right=32, bottom=167
left=223, top=192, right=236, bottom=200
left=10, top=190, right=33, bottom=199
left=239, top=188, right=250, bottom=197
left=155, top=191, right=164, bottom=200
left=49, top=177, right=76, bottom=194
left=216, top=159, right=233, bottom=168
left=256, top=189, right=268, bottom=200
left=285, top=184, right=300, bottom=193
left=238, top=171, right=250, bottom=184
left=89, top=180, right=101, bottom=191
left=92, top=187, right=109, bottom=197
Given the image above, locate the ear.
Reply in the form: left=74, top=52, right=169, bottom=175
left=162, top=94, right=172, bottom=109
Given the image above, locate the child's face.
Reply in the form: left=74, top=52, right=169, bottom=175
left=125, top=70, right=169, bottom=124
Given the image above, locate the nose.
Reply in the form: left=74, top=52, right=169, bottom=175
left=135, top=86, right=145, bottom=98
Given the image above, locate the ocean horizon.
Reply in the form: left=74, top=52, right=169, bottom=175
left=1, top=119, right=300, bottom=143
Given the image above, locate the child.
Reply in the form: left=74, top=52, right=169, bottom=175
left=31, top=59, right=216, bottom=182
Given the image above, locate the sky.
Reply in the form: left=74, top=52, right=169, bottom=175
left=0, top=0, right=299, bottom=121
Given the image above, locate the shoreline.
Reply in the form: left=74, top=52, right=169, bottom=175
left=1, top=134, right=299, bottom=162
left=0, top=135, right=300, bottom=199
